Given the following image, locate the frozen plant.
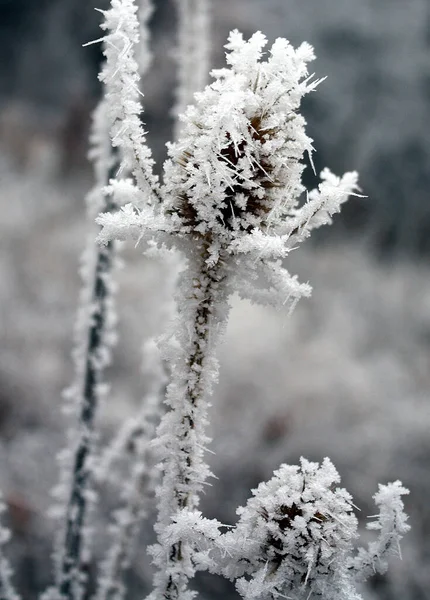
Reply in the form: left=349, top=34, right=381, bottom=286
left=0, top=0, right=408, bottom=599
left=93, top=2, right=410, bottom=598
left=223, top=459, right=409, bottom=600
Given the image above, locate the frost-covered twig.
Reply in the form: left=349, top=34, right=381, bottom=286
left=173, top=0, right=210, bottom=138
left=0, top=496, right=20, bottom=600
left=96, top=0, right=160, bottom=205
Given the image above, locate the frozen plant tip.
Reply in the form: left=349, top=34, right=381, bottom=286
left=99, top=30, right=360, bottom=308
left=97, top=0, right=160, bottom=203
left=228, top=458, right=359, bottom=600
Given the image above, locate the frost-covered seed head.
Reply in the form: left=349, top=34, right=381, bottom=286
left=163, top=30, right=319, bottom=244
left=234, top=458, right=358, bottom=599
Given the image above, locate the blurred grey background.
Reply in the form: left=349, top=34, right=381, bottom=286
left=0, top=1, right=429, bottom=599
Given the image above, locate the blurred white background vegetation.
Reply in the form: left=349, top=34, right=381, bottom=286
left=0, top=0, right=429, bottom=599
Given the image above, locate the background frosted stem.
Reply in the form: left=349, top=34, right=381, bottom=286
left=173, top=0, right=210, bottom=138
left=95, top=339, right=166, bottom=600
left=59, top=239, right=116, bottom=600
left=54, top=100, right=118, bottom=599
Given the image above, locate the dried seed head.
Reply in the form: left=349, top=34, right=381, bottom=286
left=234, top=458, right=358, bottom=599
left=163, top=30, right=318, bottom=246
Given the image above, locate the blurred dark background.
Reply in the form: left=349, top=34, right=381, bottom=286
left=1, top=1, right=430, bottom=599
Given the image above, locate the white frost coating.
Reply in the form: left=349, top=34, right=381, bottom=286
left=173, top=0, right=211, bottom=139
left=0, top=497, right=21, bottom=600
left=98, top=0, right=160, bottom=204
left=349, top=481, right=410, bottom=581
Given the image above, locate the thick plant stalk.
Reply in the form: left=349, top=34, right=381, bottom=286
left=173, top=0, right=210, bottom=138
left=149, top=242, right=229, bottom=600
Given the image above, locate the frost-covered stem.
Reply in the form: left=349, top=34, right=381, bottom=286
left=0, top=497, right=20, bottom=600
left=95, top=340, right=166, bottom=600
left=151, top=241, right=228, bottom=600
left=99, top=0, right=160, bottom=204
left=173, top=0, right=210, bottom=138
left=95, top=399, right=159, bottom=600
left=59, top=239, right=116, bottom=600
left=53, top=99, right=118, bottom=600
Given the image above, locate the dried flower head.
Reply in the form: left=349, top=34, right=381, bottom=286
left=163, top=30, right=319, bottom=243
left=98, top=30, right=359, bottom=312
left=231, top=458, right=359, bottom=600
